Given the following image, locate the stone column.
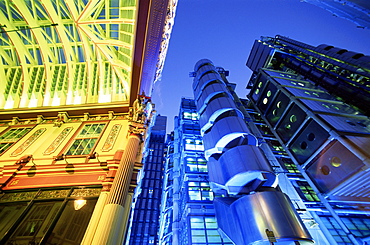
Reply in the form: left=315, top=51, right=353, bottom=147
left=91, top=133, right=141, bottom=245
left=80, top=191, right=109, bottom=245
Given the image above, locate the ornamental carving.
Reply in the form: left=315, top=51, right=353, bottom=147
left=44, top=127, right=73, bottom=155
left=102, top=124, right=121, bottom=152
left=36, top=189, right=70, bottom=199
left=11, top=128, right=46, bottom=156
left=70, top=188, right=101, bottom=197
left=0, top=191, right=38, bottom=202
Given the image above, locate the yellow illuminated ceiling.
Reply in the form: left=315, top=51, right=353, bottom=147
left=0, top=0, right=138, bottom=109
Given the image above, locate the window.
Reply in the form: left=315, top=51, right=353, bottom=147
left=195, top=139, right=204, bottom=151
left=183, top=123, right=200, bottom=134
left=183, top=111, right=198, bottom=121
left=185, top=139, right=195, bottom=150
left=190, top=216, right=232, bottom=244
left=0, top=127, right=32, bottom=154
left=0, top=188, right=99, bottom=244
left=281, top=158, right=300, bottom=174
left=296, top=181, right=320, bottom=202
left=320, top=215, right=370, bottom=244
left=186, top=157, right=207, bottom=173
left=185, top=138, right=204, bottom=151
left=188, top=181, right=213, bottom=201
left=66, top=123, right=106, bottom=155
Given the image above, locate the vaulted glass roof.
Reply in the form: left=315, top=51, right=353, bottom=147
left=0, top=0, right=138, bottom=109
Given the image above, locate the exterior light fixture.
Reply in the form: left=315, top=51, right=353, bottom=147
left=16, top=155, right=33, bottom=165
left=54, top=154, right=65, bottom=161
left=87, top=152, right=98, bottom=159
left=74, top=199, right=87, bottom=210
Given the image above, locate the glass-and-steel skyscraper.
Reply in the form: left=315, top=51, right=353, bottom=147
left=160, top=35, right=370, bottom=245
left=127, top=115, right=167, bottom=244
left=158, top=98, right=233, bottom=245
left=244, top=35, right=370, bottom=244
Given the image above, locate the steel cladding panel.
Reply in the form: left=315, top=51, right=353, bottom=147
left=299, top=99, right=358, bottom=115
left=202, top=116, right=249, bottom=154
left=272, top=77, right=316, bottom=89
left=194, top=72, right=224, bottom=98
left=194, top=59, right=214, bottom=72
left=214, top=192, right=313, bottom=245
left=317, top=114, right=370, bottom=135
left=276, top=103, right=307, bottom=143
left=250, top=74, right=269, bottom=103
left=265, top=91, right=290, bottom=127
left=246, top=41, right=274, bottom=72
left=199, top=96, right=237, bottom=130
left=196, top=82, right=228, bottom=113
left=207, top=145, right=275, bottom=192
left=289, top=119, right=330, bottom=164
left=256, top=82, right=278, bottom=114
left=284, top=87, right=333, bottom=100
left=306, top=140, right=365, bottom=193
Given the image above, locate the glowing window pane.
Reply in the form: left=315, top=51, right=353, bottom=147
left=66, top=123, right=106, bottom=156
left=0, top=127, right=33, bottom=155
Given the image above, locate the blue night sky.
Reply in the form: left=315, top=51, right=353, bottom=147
left=151, top=0, right=370, bottom=132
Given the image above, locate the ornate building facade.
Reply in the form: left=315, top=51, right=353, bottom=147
left=0, top=0, right=177, bottom=244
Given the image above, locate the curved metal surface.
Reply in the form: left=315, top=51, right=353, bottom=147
left=214, top=192, right=313, bottom=245
left=198, top=95, right=240, bottom=131
left=196, top=81, right=228, bottom=105
left=194, top=72, right=225, bottom=98
left=202, top=116, right=257, bottom=159
left=207, top=145, right=277, bottom=194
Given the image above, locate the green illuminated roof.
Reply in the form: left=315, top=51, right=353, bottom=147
left=0, top=0, right=176, bottom=112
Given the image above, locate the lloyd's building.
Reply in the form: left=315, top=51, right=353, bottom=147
left=190, top=35, right=370, bottom=245
left=0, top=0, right=176, bottom=244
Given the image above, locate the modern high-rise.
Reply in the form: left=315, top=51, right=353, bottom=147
left=158, top=98, right=233, bottom=245
left=302, top=0, right=370, bottom=29
left=245, top=35, right=370, bottom=244
left=184, top=35, right=370, bottom=245
left=127, top=115, right=167, bottom=245
left=0, top=1, right=177, bottom=244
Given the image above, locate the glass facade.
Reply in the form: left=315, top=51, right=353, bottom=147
left=0, top=187, right=100, bottom=244
left=0, top=0, right=140, bottom=109
left=127, top=116, right=167, bottom=245
left=159, top=98, right=232, bottom=245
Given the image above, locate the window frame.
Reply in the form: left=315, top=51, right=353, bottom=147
left=0, top=187, right=100, bottom=244
left=185, top=157, right=207, bottom=173
left=59, top=121, right=108, bottom=158
left=187, top=181, right=213, bottom=202
left=0, top=126, right=34, bottom=155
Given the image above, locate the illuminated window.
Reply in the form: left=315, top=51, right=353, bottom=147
left=296, top=181, right=319, bottom=202
left=282, top=160, right=300, bottom=174
left=320, top=215, right=370, bottom=243
left=0, top=127, right=33, bottom=155
left=183, top=111, right=198, bottom=120
left=185, top=138, right=204, bottom=151
left=190, top=216, right=232, bottom=244
left=185, top=139, right=195, bottom=150
left=195, top=140, right=204, bottom=151
left=0, top=188, right=98, bottom=244
left=188, top=182, right=213, bottom=201
left=186, top=157, right=207, bottom=173
left=66, top=123, right=106, bottom=155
